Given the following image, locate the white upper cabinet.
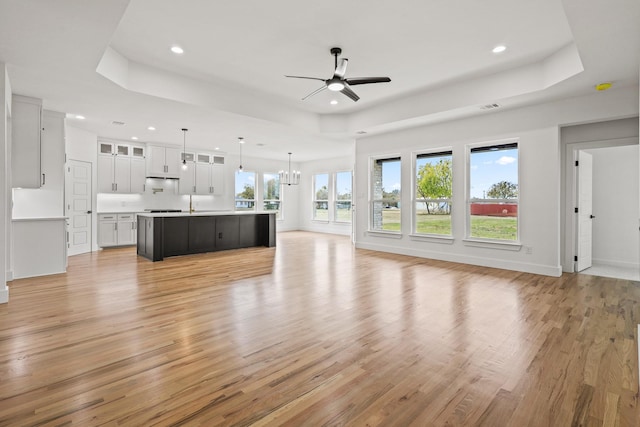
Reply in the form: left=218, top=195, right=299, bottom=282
left=97, top=142, right=145, bottom=193
left=193, top=153, right=225, bottom=195
left=147, top=145, right=180, bottom=179
left=12, top=95, right=43, bottom=188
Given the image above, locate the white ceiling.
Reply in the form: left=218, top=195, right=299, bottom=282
left=0, top=0, right=638, bottom=162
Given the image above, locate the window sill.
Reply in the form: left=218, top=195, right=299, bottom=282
left=409, top=234, right=454, bottom=244
left=367, top=230, right=403, bottom=239
left=312, top=219, right=330, bottom=224
left=462, top=238, right=522, bottom=251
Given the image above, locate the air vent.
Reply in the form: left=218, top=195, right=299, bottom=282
left=480, top=103, right=500, bottom=110
left=111, top=120, right=126, bottom=126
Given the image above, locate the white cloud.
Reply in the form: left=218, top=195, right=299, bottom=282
left=496, top=156, right=516, bottom=165
left=470, top=165, right=478, bottom=170
left=392, top=182, right=401, bottom=190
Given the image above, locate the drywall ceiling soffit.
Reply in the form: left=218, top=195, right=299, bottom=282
left=97, top=42, right=584, bottom=137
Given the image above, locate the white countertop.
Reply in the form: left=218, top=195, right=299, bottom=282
left=137, top=211, right=276, bottom=218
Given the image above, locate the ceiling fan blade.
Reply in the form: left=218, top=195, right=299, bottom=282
left=302, top=85, right=328, bottom=100
left=285, top=75, right=326, bottom=82
left=344, top=77, right=391, bottom=86
left=334, top=58, right=348, bottom=78
left=340, top=84, right=360, bottom=102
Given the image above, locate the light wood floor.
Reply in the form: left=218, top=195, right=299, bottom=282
left=1, top=232, right=639, bottom=426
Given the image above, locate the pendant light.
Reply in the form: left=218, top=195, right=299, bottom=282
left=279, top=152, right=300, bottom=186
left=237, top=137, right=244, bottom=172
left=181, top=128, right=188, bottom=170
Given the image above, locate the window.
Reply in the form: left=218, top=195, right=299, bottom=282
left=313, top=173, right=329, bottom=220
left=235, top=171, right=255, bottom=211
left=334, top=171, right=352, bottom=223
left=468, top=141, right=518, bottom=241
left=263, top=173, right=281, bottom=219
left=370, top=157, right=401, bottom=232
left=414, top=150, right=452, bottom=235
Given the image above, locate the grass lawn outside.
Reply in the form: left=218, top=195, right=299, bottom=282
left=378, top=211, right=517, bottom=240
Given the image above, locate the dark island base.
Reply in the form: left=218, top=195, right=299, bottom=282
left=137, top=213, right=276, bottom=261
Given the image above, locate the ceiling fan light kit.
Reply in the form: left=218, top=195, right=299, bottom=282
left=285, top=47, right=391, bottom=102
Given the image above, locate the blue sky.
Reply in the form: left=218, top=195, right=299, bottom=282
left=382, top=149, right=518, bottom=198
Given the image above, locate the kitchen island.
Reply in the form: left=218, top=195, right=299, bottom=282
left=137, top=211, right=276, bottom=261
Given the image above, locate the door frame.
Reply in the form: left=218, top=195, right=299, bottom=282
left=65, top=158, right=93, bottom=256
left=561, top=136, right=638, bottom=272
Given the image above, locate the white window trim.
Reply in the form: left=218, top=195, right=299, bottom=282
left=412, top=148, right=454, bottom=237
left=368, top=154, right=402, bottom=234
left=465, top=138, right=521, bottom=246
left=235, top=170, right=256, bottom=211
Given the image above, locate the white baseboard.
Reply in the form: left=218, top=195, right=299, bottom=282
left=355, top=241, right=562, bottom=277
left=592, top=258, right=640, bottom=270
left=0, top=286, right=8, bottom=304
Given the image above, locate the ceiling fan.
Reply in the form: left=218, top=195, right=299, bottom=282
left=285, top=47, right=391, bottom=102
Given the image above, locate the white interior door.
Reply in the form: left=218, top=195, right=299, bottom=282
left=576, top=151, right=593, bottom=271
left=65, top=159, right=92, bottom=256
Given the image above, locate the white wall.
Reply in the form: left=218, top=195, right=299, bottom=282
left=298, top=154, right=355, bottom=236
left=587, top=145, right=639, bottom=268
left=1, top=64, right=11, bottom=302
left=355, top=87, right=639, bottom=276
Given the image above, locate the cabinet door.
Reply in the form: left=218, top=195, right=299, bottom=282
left=178, top=162, right=196, bottom=195
left=212, top=164, right=224, bottom=195
left=98, top=220, right=118, bottom=247
left=147, top=146, right=167, bottom=176
left=164, top=147, right=181, bottom=177
left=97, top=155, right=115, bottom=193
left=12, top=96, right=42, bottom=188
left=114, top=156, right=131, bottom=193
left=239, top=215, right=258, bottom=247
left=130, top=157, right=146, bottom=193
left=216, top=216, right=240, bottom=250
left=117, top=221, right=136, bottom=245
left=195, top=163, right=211, bottom=194
left=189, top=216, right=216, bottom=252
left=163, top=217, right=189, bottom=256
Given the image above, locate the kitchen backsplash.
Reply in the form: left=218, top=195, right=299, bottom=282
left=97, top=178, right=232, bottom=213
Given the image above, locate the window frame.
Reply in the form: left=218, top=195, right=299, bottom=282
left=412, top=148, right=453, bottom=238
left=333, top=170, right=353, bottom=223
left=234, top=170, right=256, bottom=211
left=312, top=173, right=330, bottom=222
left=465, top=138, right=521, bottom=247
left=263, top=172, right=282, bottom=220
left=369, top=155, right=402, bottom=234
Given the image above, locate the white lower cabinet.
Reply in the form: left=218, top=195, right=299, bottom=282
left=98, top=213, right=137, bottom=247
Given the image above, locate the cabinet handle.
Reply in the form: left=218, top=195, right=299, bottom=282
left=115, top=223, right=118, bottom=230
left=193, top=185, right=196, bottom=193
left=218, top=232, right=222, bottom=239
left=115, top=183, right=117, bottom=191
left=42, top=173, right=45, bottom=185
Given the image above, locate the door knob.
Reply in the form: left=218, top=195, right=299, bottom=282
left=590, top=214, right=595, bottom=219
left=86, top=210, right=92, bottom=214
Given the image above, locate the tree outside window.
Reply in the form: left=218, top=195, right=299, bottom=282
left=469, top=142, right=518, bottom=241
left=235, top=171, right=256, bottom=211
left=263, top=173, right=281, bottom=219
left=313, top=173, right=329, bottom=220
left=415, top=151, right=452, bottom=235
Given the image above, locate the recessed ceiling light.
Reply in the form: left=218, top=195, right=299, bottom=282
left=131, top=136, right=139, bottom=140
left=238, top=137, right=245, bottom=144
left=75, top=115, right=85, bottom=120
left=171, top=46, right=184, bottom=54
left=214, top=147, right=220, bottom=150
left=492, top=45, right=507, bottom=54
left=330, top=100, right=338, bottom=105
left=147, top=126, right=156, bottom=131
